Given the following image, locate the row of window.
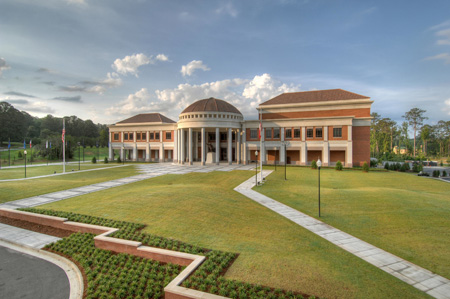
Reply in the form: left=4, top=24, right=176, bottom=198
left=180, top=114, right=241, bottom=120
left=112, top=131, right=172, bottom=142
left=250, top=127, right=343, bottom=140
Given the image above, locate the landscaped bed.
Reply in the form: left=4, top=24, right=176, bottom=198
left=18, top=208, right=316, bottom=299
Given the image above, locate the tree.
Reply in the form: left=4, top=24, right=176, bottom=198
left=0, top=102, right=28, bottom=145
left=419, top=124, right=433, bottom=156
left=402, top=108, right=428, bottom=157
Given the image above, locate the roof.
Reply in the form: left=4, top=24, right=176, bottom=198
left=116, top=113, right=176, bottom=124
left=260, top=89, right=370, bottom=106
left=181, top=97, right=242, bottom=115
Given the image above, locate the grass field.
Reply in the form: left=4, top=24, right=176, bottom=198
left=41, top=170, right=429, bottom=298
left=0, top=163, right=119, bottom=180
left=256, top=166, right=450, bottom=280
left=0, top=165, right=138, bottom=203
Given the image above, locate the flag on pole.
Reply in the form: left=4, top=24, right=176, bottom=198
left=23, top=140, right=26, bottom=149
left=50, top=141, right=52, bottom=149
left=46, top=140, right=48, bottom=149
left=258, top=121, right=262, bottom=139
left=62, top=127, right=66, bottom=142
left=30, top=140, right=32, bottom=148
left=8, top=139, right=10, bottom=149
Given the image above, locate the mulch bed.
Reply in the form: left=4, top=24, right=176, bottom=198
left=0, top=216, right=73, bottom=238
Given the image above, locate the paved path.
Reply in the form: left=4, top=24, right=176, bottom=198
left=0, top=163, right=254, bottom=210
left=235, top=170, right=450, bottom=299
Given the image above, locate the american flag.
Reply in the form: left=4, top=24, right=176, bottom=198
left=62, top=127, right=65, bottom=142
left=258, top=121, right=262, bottom=139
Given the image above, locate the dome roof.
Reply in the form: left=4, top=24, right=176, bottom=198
left=181, top=98, right=242, bottom=115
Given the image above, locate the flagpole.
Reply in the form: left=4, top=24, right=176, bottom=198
left=8, top=138, right=10, bottom=167
left=63, top=119, right=66, bottom=173
left=259, top=108, right=263, bottom=184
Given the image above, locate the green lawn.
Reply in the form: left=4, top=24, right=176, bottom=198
left=0, top=165, right=138, bottom=203
left=0, top=163, right=119, bottom=180
left=41, top=170, right=429, bottom=299
left=256, top=166, right=450, bottom=280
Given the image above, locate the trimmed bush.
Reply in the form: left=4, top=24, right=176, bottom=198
left=362, top=162, right=369, bottom=172
left=432, top=170, right=440, bottom=178
left=117, top=157, right=121, bottom=163
left=384, top=162, right=390, bottom=170
left=92, top=156, right=97, bottom=164
left=335, top=160, right=343, bottom=171
left=443, top=170, right=447, bottom=177
left=104, top=157, right=108, bottom=164
left=370, top=159, right=377, bottom=167
left=400, top=164, right=407, bottom=172
left=311, top=160, right=317, bottom=169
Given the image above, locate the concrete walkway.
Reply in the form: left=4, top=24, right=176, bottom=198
left=234, top=170, right=450, bottom=299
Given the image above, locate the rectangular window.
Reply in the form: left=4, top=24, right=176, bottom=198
left=285, top=129, right=292, bottom=139
left=265, top=128, right=272, bottom=139
left=294, top=129, right=300, bottom=138
left=333, top=128, right=342, bottom=138
left=307, top=128, right=313, bottom=138
left=124, top=133, right=129, bottom=141
left=113, top=133, right=119, bottom=141
left=250, top=129, right=258, bottom=139
left=136, top=133, right=141, bottom=141
left=155, top=132, right=160, bottom=140
left=150, top=133, right=154, bottom=140
left=142, top=133, right=146, bottom=141
left=220, top=133, right=227, bottom=141
left=166, top=132, right=172, bottom=140
left=315, top=128, right=323, bottom=138
left=273, top=128, right=280, bottom=139
left=209, top=132, right=216, bottom=141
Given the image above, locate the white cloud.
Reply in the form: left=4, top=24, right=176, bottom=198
left=112, top=53, right=151, bottom=77
left=215, top=2, right=238, bottom=18
left=66, top=0, right=87, bottom=6
left=180, top=60, right=210, bottom=76
left=425, top=53, right=450, bottom=64
left=444, top=98, right=450, bottom=115
left=0, top=58, right=11, bottom=76
left=436, top=28, right=450, bottom=45
left=106, top=88, right=153, bottom=116
left=156, top=54, right=169, bottom=62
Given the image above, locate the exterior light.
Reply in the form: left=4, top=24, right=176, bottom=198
left=317, top=158, right=322, bottom=217
left=255, top=151, right=259, bottom=186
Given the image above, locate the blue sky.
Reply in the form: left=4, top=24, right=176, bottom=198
left=1, top=0, right=449, bottom=125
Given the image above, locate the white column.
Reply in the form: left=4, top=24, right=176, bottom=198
left=301, top=142, right=307, bottom=166
left=173, top=129, right=178, bottom=163
left=261, top=128, right=266, bottom=163
left=228, top=128, right=232, bottom=165
left=323, top=142, right=329, bottom=166
left=146, top=143, right=150, bottom=161
left=347, top=141, right=353, bottom=167
left=133, top=143, right=137, bottom=161
left=324, top=126, right=329, bottom=141
left=348, top=125, right=353, bottom=141
left=280, top=128, right=285, bottom=164
left=188, top=128, right=193, bottom=165
left=237, top=129, right=241, bottom=164
left=242, top=128, right=247, bottom=165
left=280, top=144, right=285, bottom=165
left=201, top=128, right=206, bottom=165
left=301, top=127, right=306, bottom=141
left=109, top=142, right=113, bottom=161
left=160, top=143, right=164, bottom=162
left=181, top=129, right=185, bottom=164
left=215, top=127, right=220, bottom=165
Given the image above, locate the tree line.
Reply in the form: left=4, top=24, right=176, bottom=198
left=371, top=107, right=450, bottom=160
left=0, top=101, right=109, bottom=153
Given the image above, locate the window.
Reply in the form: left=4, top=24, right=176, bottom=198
left=124, top=133, right=129, bottom=141
left=250, top=129, right=258, bottom=139
left=136, top=133, right=141, bottom=141
left=209, top=133, right=216, bottom=142
left=155, top=132, right=160, bottom=140
left=220, top=133, right=227, bottom=141
left=273, top=128, right=280, bottom=139
left=285, top=129, right=292, bottom=139
left=307, top=128, right=313, bottom=138
left=166, top=132, right=172, bottom=140
left=333, top=127, right=342, bottom=138
left=150, top=133, right=154, bottom=140
left=142, top=133, right=146, bottom=141
left=315, top=128, right=323, bottom=138
left=265, top=128, right=272, bottom=139
left=294, top=129, right=300, bottom=138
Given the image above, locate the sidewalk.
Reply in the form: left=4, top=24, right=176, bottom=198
left=234, top=170, right=450, bottom=299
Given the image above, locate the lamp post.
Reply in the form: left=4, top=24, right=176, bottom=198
left=77, top=142, right=81, bottom=170
left=24, top=150, right=27, bottom=178
left=275, top=147, right=277, bottom=171
left=255, top=151, right=258, bottom=186
left=317, top=159, right=322, bottom=217
left=122, top=145, right=125, bottom=165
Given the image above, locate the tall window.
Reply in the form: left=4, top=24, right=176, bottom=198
left=155, top=132, right=160, bottom=140
left=220, top=132, right=227, bottom=141
left=209, top=132, right=216, bottom=141
left=307, top=128, right=313, bottom=138
left=250, top=129, right=258, bottom=139
left=273, top=128, right=280, bottom=139
left=166, top=132, right=172, bottom=140
left=113, top=133, right=119, bottom=141
left=294, top=129, right=300, bottom=138
left=136, top=133, right=141, bottom=141
left=265, top=128, right=272, bottom=139
left=124, top=133, right=129, bottom=141
left=141, top=133, right=146, bottom=141
left=333, top=127, right=342, bottom=138
left=315, top=128, right=323, bottom=138
left=285, top=129, right=292, bottom=139
left=150, top=133, right=154, bottom=140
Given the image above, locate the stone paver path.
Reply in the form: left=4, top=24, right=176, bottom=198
left=0, top=163, right=254, bottom=210
left=0, top=223, right=61, bottom=249
left=234, top=170, right=450, bottom=299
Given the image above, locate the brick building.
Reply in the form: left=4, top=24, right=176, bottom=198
left=109, top=89, right=372, bottom=167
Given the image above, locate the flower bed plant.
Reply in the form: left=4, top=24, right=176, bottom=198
left=46, top=232, right=182, bottom=299
left=20, top=208, right=317, bottom=299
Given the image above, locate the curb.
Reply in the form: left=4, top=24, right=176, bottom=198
left=0, top=238, right=84, bottom=299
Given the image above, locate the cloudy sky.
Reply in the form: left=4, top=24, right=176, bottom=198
left=1, top=0, right=450, bottom=125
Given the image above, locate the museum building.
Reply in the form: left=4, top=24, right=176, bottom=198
left=108, top=89, right=373, bottom=167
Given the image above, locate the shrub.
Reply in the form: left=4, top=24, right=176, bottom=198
left=384, top=162, right=389, bottom=170
left=404, top=162, right=410, bottom=171
left=335, top=160, right=343, bottom=171
left=311, top=160, right=317, bottom=169
left=104, top=157, right=109, bottom=164
left=440, top=161, right=444, bottom=167
left=370, top=159, right=377, bottom=167
left=400, top=164, right=407, bottom=172
left=362, top=162, right=369, bottom=172
left=117, top=157, right=122, bottom=163
left=18, top=151, right=23, bottom=158
left=432, top=170, right=440, bottom=178
left=92, top=156, right=97, bottom=164
left=443, top=170, right=447, bottom=177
